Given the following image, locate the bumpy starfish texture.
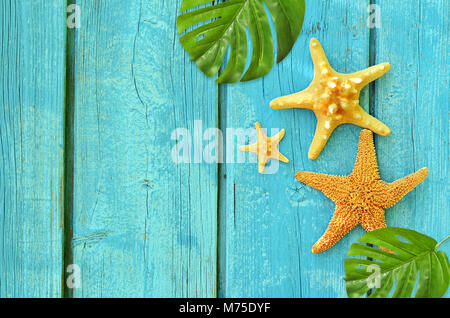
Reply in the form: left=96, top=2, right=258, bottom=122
left=239, top=122, right=289, bottom=174
left=271, top=38, right=391, bottom=160
left=295, top=130, right=428, bottom=253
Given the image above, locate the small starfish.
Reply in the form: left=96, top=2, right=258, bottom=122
left=295, top=130, right=428, bottom=253
left=239, top=122, right=289, bottom=174
left=271, top=38, right=391, bottom=160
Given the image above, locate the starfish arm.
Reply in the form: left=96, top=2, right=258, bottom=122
left=360, top=206, right=395, bottom=253
left=268, top=129, right=289, bottom=163
left=269, top=143, right=290, bottom=162
left=295, top=171, right=349, bottom=202
left=347, top=63, right=391, bottom=89
left=379, top=167, right=429, bottom=208
left=258, top=157, right=268, bottom=174
left=270, top=129, right=285, bottom=143
left=360, top=206, right=387, bottom=232
left=255, top=122, right=267, bottom=139
left=350, top=129, right=381, bottom=181
left=308, top=117, right=336, bottom=160
left=312, top=205, right=360, bottom=253
left=309, top=38, right=332, bottom=73
left=270, top=90, right=314, bottom=110
left=349, top=109, right=391, bottom=136
left=272, top=152, right=289, bottom=163
left=239, top=143, right=257, bottom=153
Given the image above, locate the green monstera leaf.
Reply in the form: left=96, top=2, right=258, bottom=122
left=176, top=0, right=306, bottom=83
left=344, top=228, right=450, bottom=298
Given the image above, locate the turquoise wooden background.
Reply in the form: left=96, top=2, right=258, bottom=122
left=0, top=0, right=448, bottom=298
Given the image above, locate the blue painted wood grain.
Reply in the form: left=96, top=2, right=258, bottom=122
left=0, top=0, right=66, bottom=297
left=219, top=0, right=373, bottom=298
left=70, top=0, right=218, bottom=297
left=373, top=0, right=449, bottom=297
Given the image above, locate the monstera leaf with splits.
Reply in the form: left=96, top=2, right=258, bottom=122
left=177, top=0, right=306, bottom=83
left=345, top=227, right=450, bottom=298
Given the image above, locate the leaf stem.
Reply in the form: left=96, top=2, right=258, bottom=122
left=435, top=235, right=450, bottom=249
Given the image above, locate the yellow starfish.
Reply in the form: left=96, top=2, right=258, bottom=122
left=295, top=130, right=428, bottom=253
left=271, top=38, right=391, bottom=160
left=239, top=122, right=289, bottom=174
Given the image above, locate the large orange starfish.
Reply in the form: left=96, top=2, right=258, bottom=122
left=271, top=38, right=391, bottom=160
left=295, top=130, right=428, bottom=253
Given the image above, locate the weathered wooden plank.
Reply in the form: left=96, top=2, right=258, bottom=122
left=220, top=0, right=372, bottom=297
left=71, top=0, right=218, bottom=297
left=373, top=0, right=449, bottom=297
left=0, top=0, right=66, bottom=297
